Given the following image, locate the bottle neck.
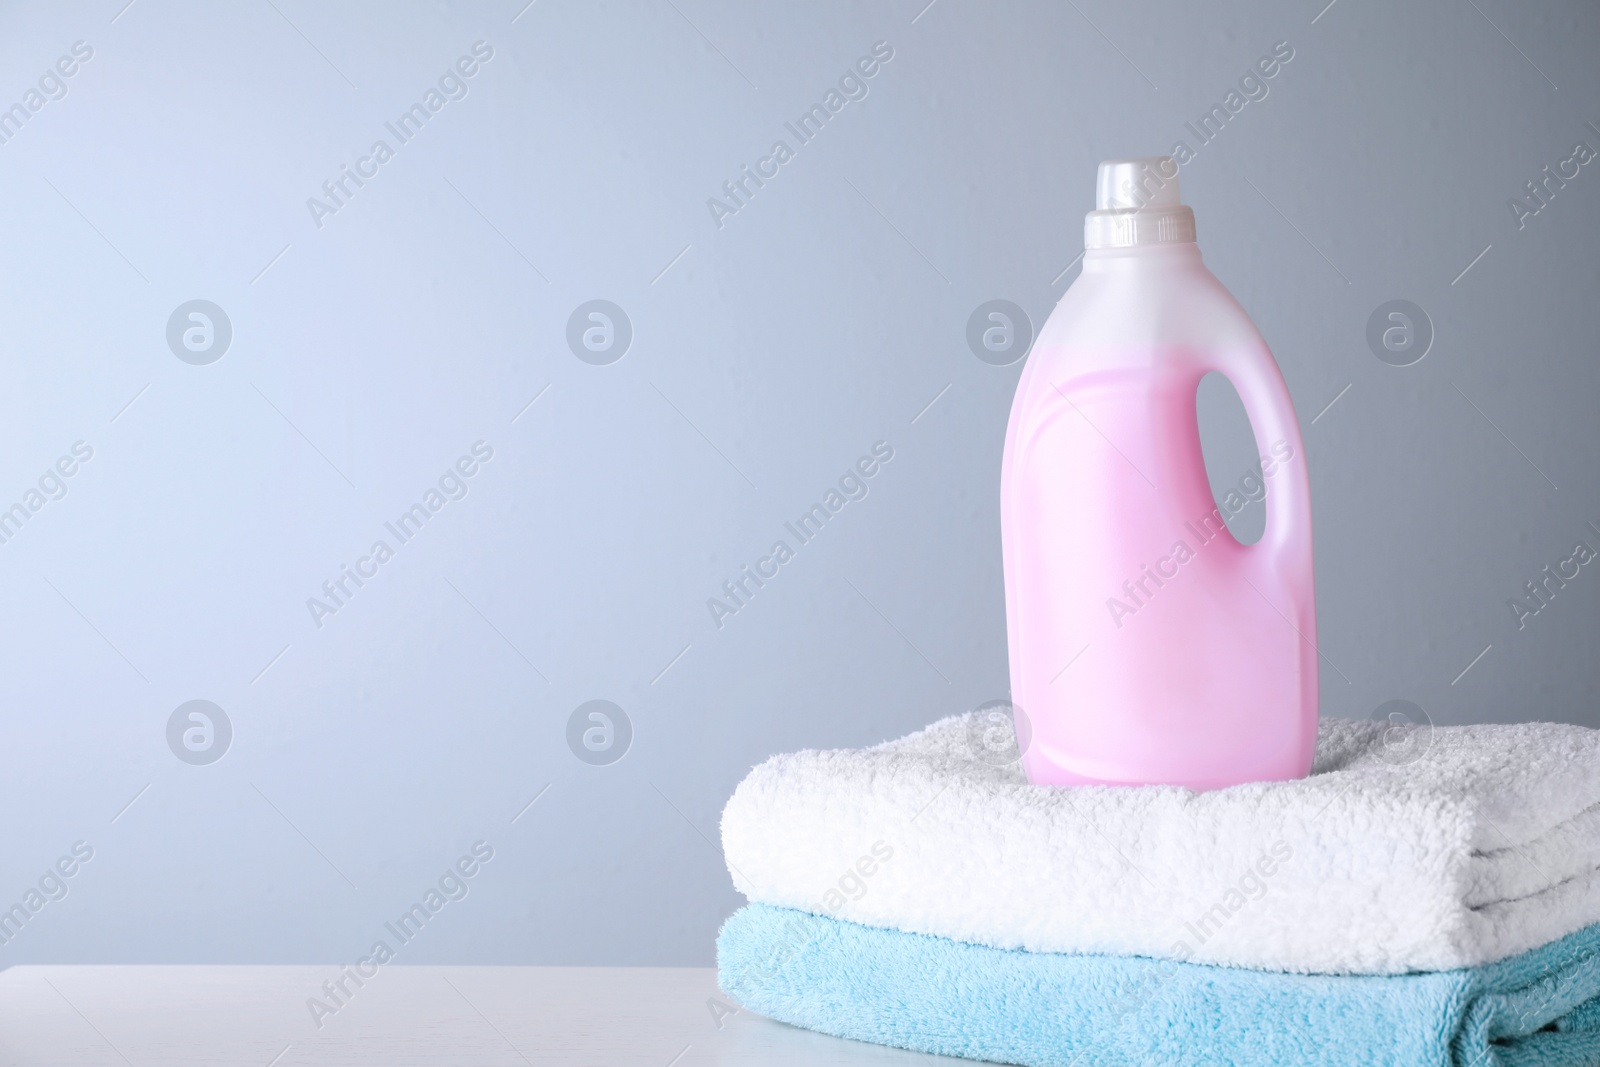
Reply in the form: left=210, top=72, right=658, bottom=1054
left=1082, top=242, right=1202, bottom=273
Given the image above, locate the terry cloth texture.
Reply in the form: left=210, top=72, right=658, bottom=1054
left=717, top=902, right=1600, bottom=1067
left=721, top=713, right=1600, bottom=974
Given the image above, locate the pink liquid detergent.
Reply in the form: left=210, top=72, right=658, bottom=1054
left=1001, top=158, right=1317, bottom=790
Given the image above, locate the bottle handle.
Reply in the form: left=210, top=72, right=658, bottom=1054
left=1201, top=347, right=1312, bottom=572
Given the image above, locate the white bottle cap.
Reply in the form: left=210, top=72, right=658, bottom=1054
left=1084, top=157, right=1196, bottom=249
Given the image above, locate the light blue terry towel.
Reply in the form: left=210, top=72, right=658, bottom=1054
left=717, top=903, right=1600, bottom=1067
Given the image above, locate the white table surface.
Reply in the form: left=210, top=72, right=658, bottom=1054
left=0, top=965, right=963, bottom=1066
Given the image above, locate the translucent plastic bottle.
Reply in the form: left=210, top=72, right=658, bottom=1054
left=1000, top=157, right=1316, bottom=790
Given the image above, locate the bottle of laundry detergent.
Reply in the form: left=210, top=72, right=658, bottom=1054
left=1000, top=157, right=1316, bottom=790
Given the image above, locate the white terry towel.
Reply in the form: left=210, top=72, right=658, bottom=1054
left=720, top=712, right=1600, bottom=975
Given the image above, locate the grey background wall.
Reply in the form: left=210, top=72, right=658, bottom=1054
left=0, top=0, right=1595, bottom=970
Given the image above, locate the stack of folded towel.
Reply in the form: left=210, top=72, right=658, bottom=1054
left=716, top=712, right=1600, bottom=1067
